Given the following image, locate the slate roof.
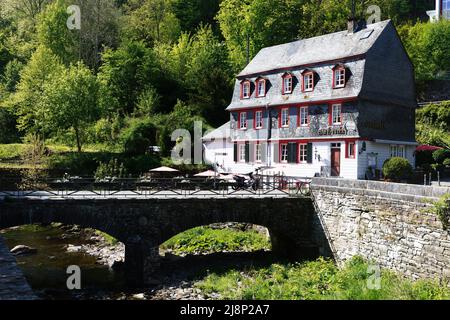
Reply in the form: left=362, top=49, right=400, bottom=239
left=226, top=20, right=417, bottom=111
left=238, top=20, right=390, bottom=78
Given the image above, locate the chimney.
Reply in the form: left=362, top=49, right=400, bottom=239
left=347, top=18, right=367, bottom=34
left=347, top=18, right=358, bottom=34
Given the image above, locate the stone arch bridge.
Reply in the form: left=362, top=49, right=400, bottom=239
left=0, top=197, right=318, bottom=286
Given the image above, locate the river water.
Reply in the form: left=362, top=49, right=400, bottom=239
left=0, top=224, right=126, bottom=300
left=1, top=224, right=280, bottom=300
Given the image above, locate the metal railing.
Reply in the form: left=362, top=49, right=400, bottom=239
left=0, top=175, right=312, bottom=199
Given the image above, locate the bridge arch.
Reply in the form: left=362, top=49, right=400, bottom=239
left=0, top=197, right=318, bottom=286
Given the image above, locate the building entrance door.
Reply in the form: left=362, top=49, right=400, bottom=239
left=331, top=143, right=341, bottom=177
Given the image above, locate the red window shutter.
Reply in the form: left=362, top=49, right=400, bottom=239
left=328, top=105, right=332, bottom=125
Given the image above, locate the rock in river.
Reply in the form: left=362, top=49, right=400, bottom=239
left=10, top=245, right=37, bottom=256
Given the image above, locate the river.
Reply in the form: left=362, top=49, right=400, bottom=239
left=0, top=224, right=126, bottom=300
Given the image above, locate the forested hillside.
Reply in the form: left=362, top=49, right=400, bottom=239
left=0, top=0, right=448, bottom=174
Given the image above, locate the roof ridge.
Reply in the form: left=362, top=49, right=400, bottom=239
left=237, top=20, right=391, bottom=78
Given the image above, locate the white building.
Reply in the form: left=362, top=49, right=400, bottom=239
left=427, top=0, right=450, bottom=21
left=203, top=20, right=417, bottom=179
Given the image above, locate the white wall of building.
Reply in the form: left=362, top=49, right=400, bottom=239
left=203, top=138, right=416, bottom=180
left=203, top=138, right=235, bottom=173
left=357, top=141, right=416, bottom=179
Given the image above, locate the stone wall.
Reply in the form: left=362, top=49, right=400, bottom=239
left=311, top=178, right=450, bottom=281
left=0, top=236, right=37, bottom=300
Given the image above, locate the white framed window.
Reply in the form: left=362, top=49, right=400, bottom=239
left=390, top=145, right=406, bottom=158
left=331, top=143, right=341, bottom=149
left=281, top=108, right=289, bottom=127
left=239, top=144, right=246, bottom=162
left=299, top=106, right=308, bottom=126
left=303, top=72, right=314, bottom=91
left=332, top=104, right=342, bottom=125
left=283, top=76, right=293, bottom=94
left=242, top=82, right=251, bottom=98
left=257, top=80, right=266, bottom=97
left=281, top=144, right=288, bottom=162
left=255, top=143, right=262, bottom=162
left=255, top=111, right=263, bottom=129
left=239, top=112, right=247, bottom=129
left=347, top=142, right=355, bottom=159
left=299, top=144, right=308, bottom=163
left=334, top=68, right=346, bottom=88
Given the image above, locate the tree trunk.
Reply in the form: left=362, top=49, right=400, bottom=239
left=75, top=127, right=82, bottom=153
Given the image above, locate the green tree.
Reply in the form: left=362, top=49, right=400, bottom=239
left=1, top=58, right=24, bottom=92
left=172, top=0, right=221, bottom=35
left=40, top=62, right=100, bottom=152
left=72, top=0, right=121, bottom=70
left=9, top=45, right=64, bottom=134
left=184, top=25, right=233, bottom=124
left=399, top=20, right=450, bottom=81
left=98, top=41, right=162, bottom=116
left=217, top=0, right=305, bottom=72
left=36, top=0, right=77, bottom=65
left=416, top=102, right=450, bottom=149
left=122, top=0, right=181, bottom=45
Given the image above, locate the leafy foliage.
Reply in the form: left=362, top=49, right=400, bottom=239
left=120, top=117, right=158, bottom=155
left=416, top=102, right=450, bottom=149
left=40, top=62, right=100, bottom=152
left=433, top=149, right=450, bottom=165
left=382, top=157, right=413, bottom=181
left=196, top=256, right=450, bottom=300
left=9, top=45, right=64, bottom=134
left=161, top=226, right=271, bottom=255
left=94, top=158, right=127, bottom=180
left=430, top=194, right=450, bottom=230
left=400, top=20, right=450, bottom=81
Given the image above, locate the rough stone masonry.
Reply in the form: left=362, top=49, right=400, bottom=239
left=311, top=178, right=450, bottom=282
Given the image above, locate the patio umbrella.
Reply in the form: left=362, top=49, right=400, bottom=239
left=149, top=166, right=180, bottom=173
left=194, top=170, right=218, bottom=177
left=218, top=174, right=235, bottom=181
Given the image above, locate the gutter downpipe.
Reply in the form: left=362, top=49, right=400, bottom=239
left=266, top=103, right=271, bottom=169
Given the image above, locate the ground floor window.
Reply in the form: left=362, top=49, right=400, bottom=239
left=346, top=141, right=356, bottom=159
left=281, top=144, right=288, bottom=162
left=390, top=145, right=406, bottom=158
left=255, top=143, right=262, bottom=162
left=239, top=144, right=246, bottom=162
left=299, top=144, right=308, bottom=163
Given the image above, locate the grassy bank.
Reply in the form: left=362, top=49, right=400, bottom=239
left=0, top=143, right=161, bottom=176
left=195, top=256, right=450, bottom=300
left=161, top=226, right=271, bottom=255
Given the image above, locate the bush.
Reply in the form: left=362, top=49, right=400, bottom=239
left=430, top=194, right=450, bottom=230
left=47, top=151, right=161, bottom=176
left=415, top=150, right=435, bottom=169
left=161, top=226, right=271, bottom=256
left=382, top=157, right=413, bottom=181
left=94, top=158, right=127, bottom=180
left=120, top=117, right=157, bottom=155
left=444, top=159, right=450, bottom=167
left=433, top=149, right=450, bottom=164
left=0, top=108, right=20, bottom=144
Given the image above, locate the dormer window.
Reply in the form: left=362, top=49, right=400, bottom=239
left=241, top=80, right=251, bottom=99
left=255, top=78, right=266, bottom=97
left=332, top=65, right=346, bottom=88
left=302, top=70, right=314, bottom=92
left=282, top=73, right=293, bottom=94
